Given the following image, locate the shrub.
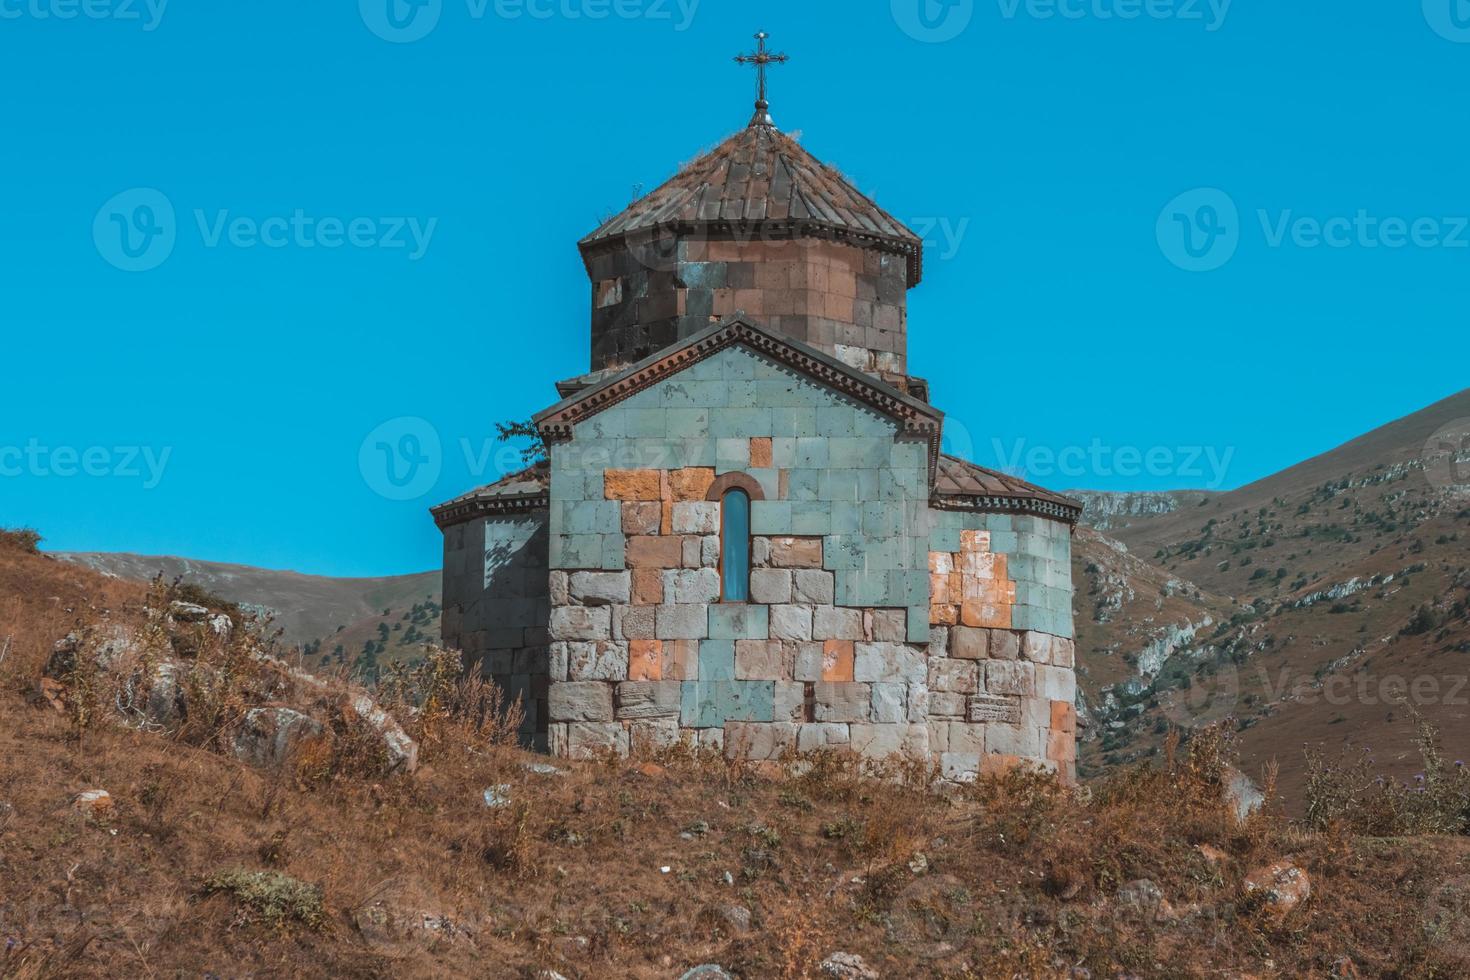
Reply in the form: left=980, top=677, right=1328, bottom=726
left=203, top=869, right=324, bottom=927
left=0, top=527, right=41, bottom=553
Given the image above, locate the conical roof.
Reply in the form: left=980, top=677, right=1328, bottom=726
left=579, top=123, right=924, bottom=285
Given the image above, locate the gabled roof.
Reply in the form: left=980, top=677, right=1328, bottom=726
left=932, top=455, right=1083, bottom=525
left=579, top=124, right=924, bottom=286
left=533, top=315, right=944, bottom=470
left=430, top=463, right=548, bottom=529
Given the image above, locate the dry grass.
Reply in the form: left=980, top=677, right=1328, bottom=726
left=5, top=545, right=1470, bottom=978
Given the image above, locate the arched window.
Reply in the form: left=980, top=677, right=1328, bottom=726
left=720, top=488, right=751, bottom=602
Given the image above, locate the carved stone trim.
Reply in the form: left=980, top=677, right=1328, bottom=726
left=430, top=492, right=549, bottom=530
left=705, top=472, right=766, bottom=502
left=929, top=492, right=1082, bottom=526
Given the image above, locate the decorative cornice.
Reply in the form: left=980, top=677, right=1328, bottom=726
left=534, top=317, right=944, bottom=481
left=430, top=491, right=549, bottom=530
left=929, top=492, right=1083, bottom=526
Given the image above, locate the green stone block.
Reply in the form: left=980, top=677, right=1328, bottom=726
left=794, top=437, right=829, bottom=468
left=710, top=408, right=771, bottom=438
left=816, top=405, right=856, bottom=436
left=707, top=604, right=769, bottom=640
left=772, top=407, right=818, bottom=437
left=837, top=568, right=891, bottom=606
left=889, top=569, right=929, bottom=606
left=681, top=680, right=776, bottom=727
left=929, top=526, right=962, bottom=554
left=726, top=379, right=760, bottom=408
left=830, top=502, right=862, bottom=534
left=577, top=412, right=625, bottom=440
left=790, top=501, right=831, bottom=535
left=769, top=436, right=798, bottom=466
left=623, top=409, right=666, bottom=439
left=827, top=437, right=888, bottom=469
left=907, top=605, right=930, bottom=643
left=786, top=468, right=821, bottom=501
left=600, top=534, right=627, bottom=570
left=989, top=531, right=1018, bottom=554
left=698, top=640, right=736, bottom=681
left=823, top=535, right=867, bottom=570
left=751, top=500, right=792, bottom=535
left=984, top=514, right=1014, bottom=533
left=852, top=408, right=896, bottom=437
left=862, top=501, right=904, bottom=537
left=551, top=534, right=603, bottom=570
left=665, top=408, right=712, bottom=439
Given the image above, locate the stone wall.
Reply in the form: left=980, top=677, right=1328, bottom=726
left=586, top=237, right=909, bottom=377
left=440, top=514, right=551, bottom=747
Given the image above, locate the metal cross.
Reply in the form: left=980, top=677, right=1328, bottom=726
left=734, top=31, right=788, bottom=128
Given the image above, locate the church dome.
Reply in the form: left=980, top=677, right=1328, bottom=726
left=579, top=123, right=923, bottom=287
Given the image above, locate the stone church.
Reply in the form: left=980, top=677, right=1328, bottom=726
left=432, top=42, right=1081, bottom=782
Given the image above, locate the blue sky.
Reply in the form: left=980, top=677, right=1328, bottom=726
left=1, top=0, right=1466, bottom=576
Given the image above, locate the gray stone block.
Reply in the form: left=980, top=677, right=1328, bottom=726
left=949, top=626, right=988, bottom=660
left=797, top=722, right=850, bottom=751
left=566, top=721, right=629, bottom=759
left=629, top=718, right=680, bottom=754
left=793, top=569, right=835, bottom=605
left=769, top=604, right=813, bottom=641
left=550, top=606, right=612, bottom=641
left=791, top=641, right=824, bottom=682
left=549, top=682, right=614, bottom=722
left=724, top=722, right=796, bottom=760
left=813, top=682, right=872, bottom=723
left=569, top=571, right=631, bottom=606
left=929, top=692, right=966, bottom=718
left=812, top=605, right=864, bottom=640
left=567, top=641, right=629, bottom=682
left=616, top=681, right=682, bottom=719
left=929, top=659, right=979, bottom=694
left=749, top=569, right=793, bottom=604
left=985, top=660, right=1035, bottom=697
left=615, top=605, right=656, bottom=641
left=849, top=723, right=928, bottom=759
left=853, top=642, right=926, bottom=684
left=668, top=568, right=720, bottom=604
left=968, top=694, right=1022, bottom=725
left=655, top=603, right=708, bottom=640
left=871, top=682, right=907, bottom=724
left=867, top=609, right=907, bottom=642
left=989, top=630, right=1021, bottom=661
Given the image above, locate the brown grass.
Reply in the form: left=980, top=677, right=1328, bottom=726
left=4, top=545, right=1470, bottom=978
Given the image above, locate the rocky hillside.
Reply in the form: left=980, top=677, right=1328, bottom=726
left=1071, top=389, right=1470, bottom=802
left=1064, top=490, right=1216, bottom=532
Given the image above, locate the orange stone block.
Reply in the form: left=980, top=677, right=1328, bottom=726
left=980, top=754, right=1027, bottom=778
left=749, top=437, right=773, bottom=468
left=961, top=599, right=1012, bottom=630
left=821, top=640, right=855, bottom=682
left=629, top=640, right=663, bottom=681
left=930, top=603, right=959, bottom=626
left=1050, top=700, right=1076, bottom=736
left=930, top=571, right=953, bottom=605
left=631, top=568, right=664, bottom=605
left=626, top=535, right=683, bottom=569
left=605, top=468, right=660, bottom=501
left=622, top=501, right=661, bottom=535
left=1047, top=729, right=1077, bottom=764
left=960, top=529, right=990, bottom=553
left=667, top=467, right=716, bottom=502
left=767, top=536, right=824, bottom=568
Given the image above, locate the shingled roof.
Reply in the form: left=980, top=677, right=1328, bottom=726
left=430, top=463, right=548, bottom=529
left=932, top=455, right=1083, bottom=525
left=579, top=123, right=925, bottom=286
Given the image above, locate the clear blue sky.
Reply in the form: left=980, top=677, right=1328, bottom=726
left=2, top=0, right=1466, bottom=576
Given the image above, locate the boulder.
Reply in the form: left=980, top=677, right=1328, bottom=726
left=1244, top=860, right=1310, bottom=926
left=168, top=601, right=210, bottom=623
left=231, top=707, right=324, bottom=769
left=73, top=789, right=113, bottom=817
left=343, top=694, right=419, bottom=774
left=821, top=952, right=878, bottom=979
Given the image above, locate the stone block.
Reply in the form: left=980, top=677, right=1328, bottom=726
left=616, top=605, right=656, bottom=641
left=849, top=723, right=928, bottom=760
left=708, top=604, right=769, bottom=640
left=697, top=727, right=724, bottom=750
left=769, top=604, right=813, bottom=641
left=567, top=640, right=628, bottom=681
left=968, top=694, right=1022, bottom=725
left=548, top=642, right=569, bottom=682
left=821, top=640, right=855, bottom=682
left=547, top=722, right=568, bottom=756
left=949, top=626, right=988, bottom=660
left=989, top=630, right=1021, bottom=660
left=930, top=603, right=959, bottom=626
left=668, top=568, right=720, bottom=604
left=662, top=639, right=699, bottom=681
left=550, top=606, right=612, bottom=642
left=961, top=598, right=1013, bottom=630
left=655, top=603, right=708, bottom=640
left=929, top=659, right=979, bottom=694
left=812, top=605, right=864, bottom=640
left=1021, top=631, right=1052, bottom=664
left=773, top=681, right=806, bottom=723
left=941, top=753, right=981, bottom=783
left=1048, top=728, right=1077, bottom=764
left=549, top=571, right=569, bottom=605
left=680, top=680, right=776, bottom=727
left=668, top=467, right=716, bottom=501
left=628, top=639, right=662, bottom=680
left=672, top=502, right=720, bottom=535
left=792, top=569, right=835, bottom=605
left=797, top=722, right=850, bottom=751
left=627, top=535, right=683, bottom=569
left=1051, top=637, right=1076, bottom=669
left=569, top=571, right=630, bottom=606
left=986, top=723, right=1041, bottom=758
left=629, top=718, right=680, bottom=755
left=929, top=692, right=966, bottom=718
left=871, top=682, right=908, bottom=723
left=813, top=682, right=872, bottom=723
left=1050, top=699, right=1077, bottom=735
left=566, top=721, right=629, bottom=759
left=768, top=536, right=824, bottom=568
left=735, top=640, right=785, bottom=680
left=854, top=643, right=926, bottom=684
left=698, top=639, right=735, bottom=681
left=751, top=501, right=792, bottom=535
left=548, top=681, right=614, bottom=722
left=604, top=469, right=660, bottom=501
left=906, top=684, right=930, bottom=722
left=700, top=535, right=721, bottom=568
left=867, top=609, right=907, bottom=642
left=792, top=642, right=825, bottom=682
left=681, top=536, right=703, bottom=569
left=632, top=568, right=663, bottom=605
left=985, top=660, right=1035, bottom=697
left=616, top=681, right=682, bottom=719
left=749, top=437, right=773, bottom=467
left=622, top=502, right=661, bottom=535
left=724, top=722, right=796, bottom=760
left=1035, top=665, right=1076, bottom=703
left=749, top=569, right=793, bottom=605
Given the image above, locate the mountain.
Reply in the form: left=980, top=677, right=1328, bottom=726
left=56, top=553, right=440, bottom=674
left=1072, top=389, right=1470, bottom=801
left=1064, top=489, right=1217, bottom=532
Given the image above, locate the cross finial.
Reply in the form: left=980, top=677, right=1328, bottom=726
left=734, top=31, right=789, bottom=129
